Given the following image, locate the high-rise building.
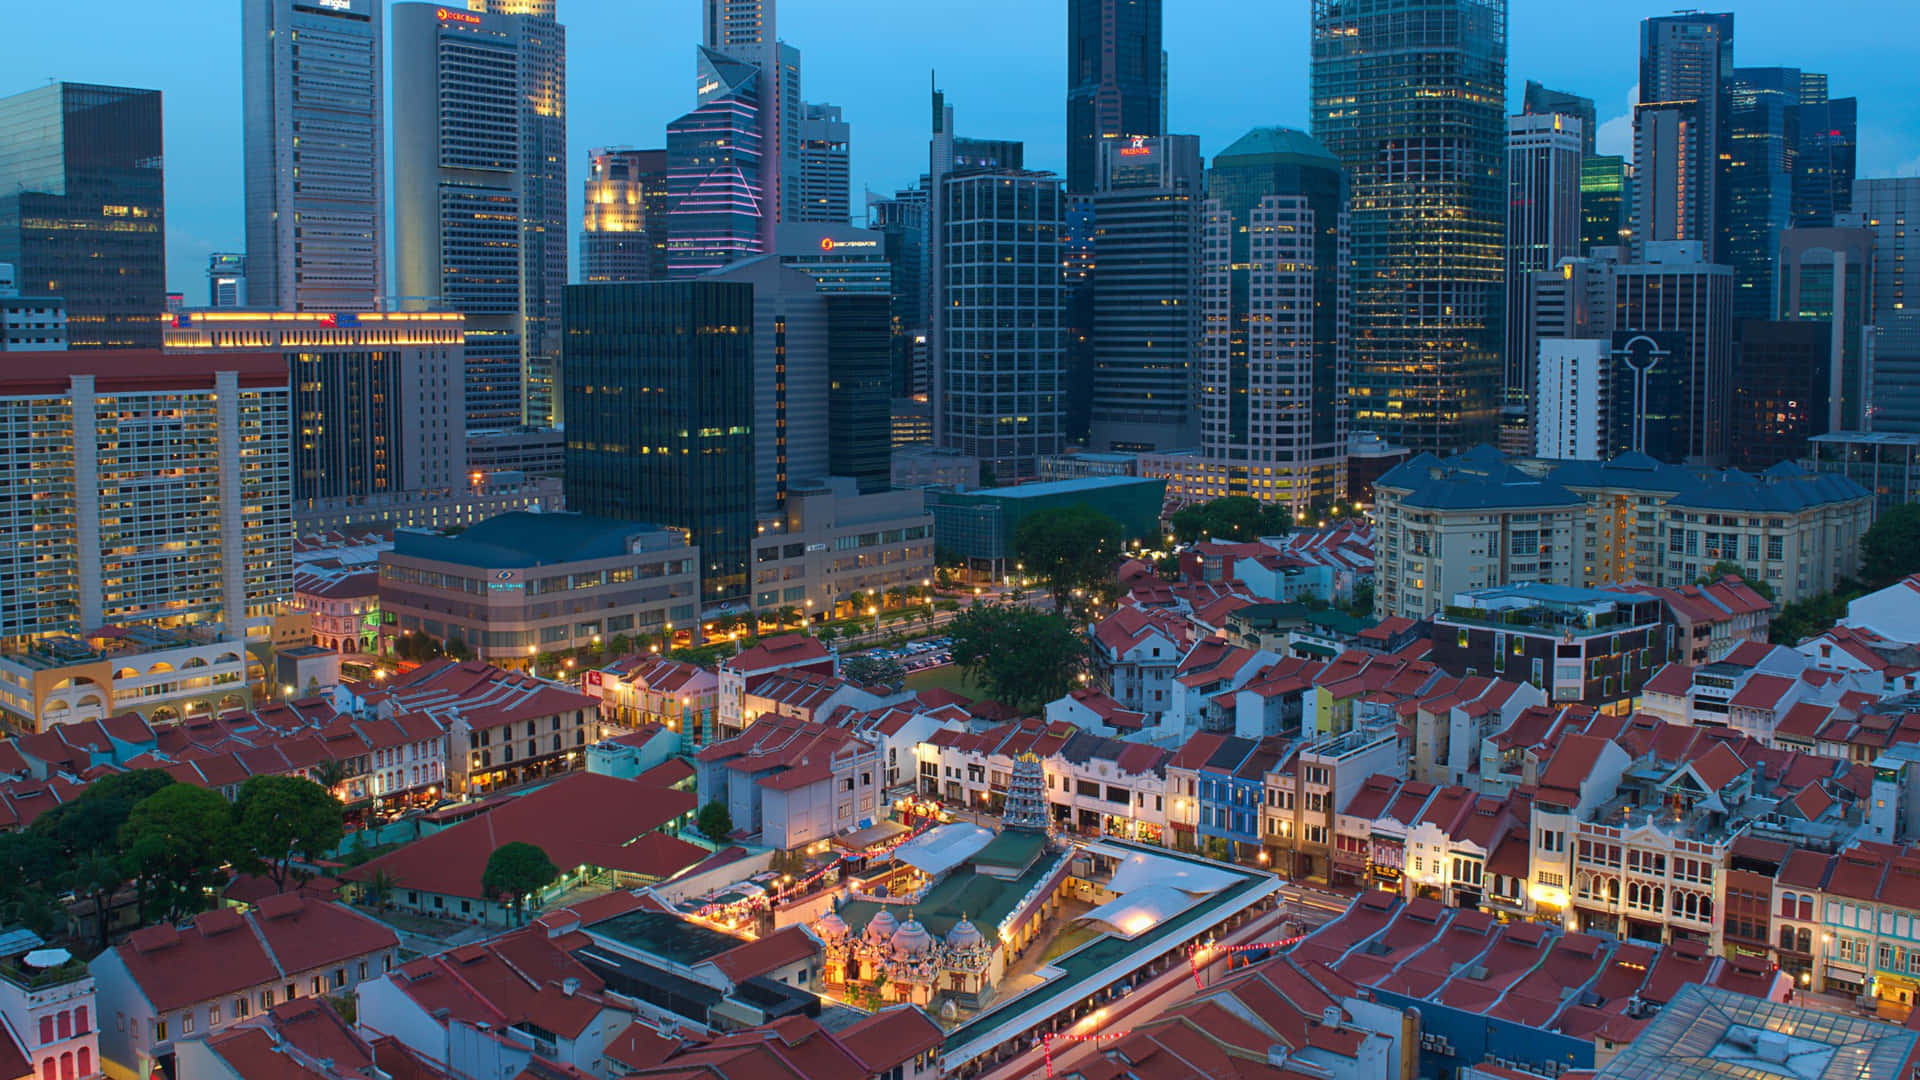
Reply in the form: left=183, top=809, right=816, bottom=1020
left=1534, top=339, right=1608, bottom=461
left=1725, top=67, right=1799, bottom=321
left=564, top=281, right=755, bottom=605
left=207, top=253, right=248, bottom=308
left=824, top=294, right=894, bottom=494
left=242, top=0, right=384, bottom=311
left=1063, top=192, right=1095, bottom=446
left=1066, top=0, right=1163, bottom=194
left=0, top=263, right=66, bottom=352
left=1856, top=178, right=1919, bottom=434
left=700, top=0, right=800, bottom=242
left=868, top=186, right=929, bottom=401
left=0, top=352, right=292, bottom=644
left=937, top=170, right=1066, bottom=479
left=1796, top=96, right=1856, bottom=227
left=667, top=48, right=765, bottom=276
left=391, top=1, right=567, bottom=429
left=1731, top=319, right=1832, bottom=470
left=1087, top=134, right=1203, bottom=452
left=1778, top=221, right=1875, bottom=433
left=1310, top=0, right=1507, bottom=455
left=1634, top=12, right=1734, bottom=261
left=165, top=311, right=468, bottom=502
left=1504, top=112, right=1584, bottom=452
left=582, top=148, right=670, bottom=283
left=706, top=258, right=831, bottom=514
left=1581, top=155, right=1633, bottom=255
left=1196, top=128, right=1349, bottom=511
left=1611, top=242, right=1735, bottom=465
left=0, top=83, right=164, bottom=350
left=1522, top=81, right=1596, bottom=156
left=797, top=103, right=850, bottom=224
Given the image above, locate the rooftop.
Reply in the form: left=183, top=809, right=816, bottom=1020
left=956, top=475, right=1161, bottom=500
left=1596, top=984, right=1917, bottom=1080
left=587, top=909, right=751, bottom=967
left=391, top=511, right=682, bottom=569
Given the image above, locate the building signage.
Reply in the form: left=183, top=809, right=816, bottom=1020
left=819, top=237, right=879, bottom=252
left=436, top=7, right=482, bottom=24
left=1118, top=136, right=1153, bottom=157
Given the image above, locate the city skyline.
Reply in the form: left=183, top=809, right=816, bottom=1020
left=3, top=0, right=1917, bottom=294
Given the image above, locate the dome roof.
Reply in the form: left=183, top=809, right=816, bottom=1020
left=815, top=910, right=848, bottom=941
left=890, top=916, right=934, bottom=959
left=864, top=908, right=899, bottom=942
left=945, top=916, right=985, bottom=950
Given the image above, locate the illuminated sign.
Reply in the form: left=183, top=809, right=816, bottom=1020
left=819, top=237, right=879, bottom=252
left=318, top=0, right=352, bottom=10
left=1118, top=136, right=1153, bottom=157
left=436, top=7, right=482, bottom=24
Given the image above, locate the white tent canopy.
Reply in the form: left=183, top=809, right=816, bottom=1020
left=1086, top=842, right=1242, bottom=897
left=892, top=823, right=995, bottom=878
left=1076, top=883, right=1198, bottom=939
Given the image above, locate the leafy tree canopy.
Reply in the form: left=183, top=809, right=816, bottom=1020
left=231, top=775, right=345, bottom=890
left=1862, top=504, right=1920, bottom=588
left=1014, top=504, right=1125, bottom=612
left=119, top=783, right=235, bottom=923
left=1699, top=560, right=1776, bottom=602
left=1169, top=497, right=1292, bottom=545
left=696, top=801, right=734, bottom=845
left=946, top=604, right=1086, bottom=713
left=481, top=841, right=559, bottom=924
left=840, top=652, right=906, bottom=691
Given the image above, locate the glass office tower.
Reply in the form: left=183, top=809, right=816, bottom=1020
left=1066, top=0, right=1163, bottom=194
left=1311, top=0, right=1507, bottom=454
left=562, top=281, right=755, bottom=605
left=0, top=83, right=164, bottom=350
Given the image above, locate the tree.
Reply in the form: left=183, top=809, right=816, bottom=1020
left=481, top=841, right=558, bottom=926
left=1862, top=503, right=1920, bottom=587
left=1698, top=561, right=1776, bottom=603
left=119, top=783, right=235, bottom=923
left=0, top=832, right=61, bottom=939
left=1014, top=505, right=1125, bottom=613
left=817, top=623, right=840, bottom=646
left=364, top=868, right=398, bottom=912
left=31, top=769, right=174, bottom=859
left=697, top=800, right=735, bottom=845
left=311, top=759, right=350, bottom=799
left=231, top=775, right=345, bottom=892
left=841, top=653, right=906, bottom=691
left=946, top=604, right=1086, bottom=712
left=776, top=606, right=802, bottom=630
left=1169, top=496, right=1291, bottom=545
left=607, top=633, right=633, bottom=657
left=70, top=851, right=124, bottom=950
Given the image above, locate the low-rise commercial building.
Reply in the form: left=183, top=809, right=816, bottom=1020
left=353, top=658, right=601, bottom=794
left=378, top=512, right=699, bottom=664
left=749, top=479, right=934, bottom=619
left=0, top=627, right=266, bottom=734
left=928, top=476, right=1166, bottom=579
left=1431, top=584, right=1674, bottom=712
left=695, top=717, right=883, bottom=850
left=586, top=655, right=719, bottom=749
left=0, top=931, right=99, bottom=1080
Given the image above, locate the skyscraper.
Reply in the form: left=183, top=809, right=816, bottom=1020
left=1725, top=67, right=1799, bottom=321
left=564, top=281, right=755, bottom=606
left=937, top=170, right=1066, bottom=479
left=1197, top=128, right=1349, bottom=511
left=1858, top=179, right=1920, bottom=434
left=1504, top=112, right=1584, bottom=452
left=1310, top=0, right=1507, bottom=455
left=391, top=1, right=567, bottom=429
left=1522, top=81, right=1596, bottom=156
left=699, top=0, right=801, bottom=242
left=1634, top=12, right=1734, bottom=261
left=208, top=253, right=249, bottom=308
left=1581, top=155, right=1633, bottom=255
left=0, top=83, right=164, bottom=350
left=582, top=148, right=670, bottom=282
left=243, top=0, right=385, bottom=311
left=1066, top=0, right=1164, bottom=194
left=1612, top=242, right=1734, bottom=465
left=1795, top=95, right=1857, bottom=227
left=1778, top=222, right=1874, bottom=433
left=667, top=48, right=766, bottom=276
left=797, top=103, right=850, bottom=224
left=1088, top=134, right=1203, bottom=452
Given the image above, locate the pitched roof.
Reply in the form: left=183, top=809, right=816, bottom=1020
left=113, top=901, right=396, bottom=1013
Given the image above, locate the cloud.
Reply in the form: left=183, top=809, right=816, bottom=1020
left=1595, top=82, right=1638, bottom=159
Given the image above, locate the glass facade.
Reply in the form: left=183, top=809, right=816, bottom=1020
left=1310, top=0, right=1507, bottom=455
left=1581, top=155, right=1631, bottom=256
left=562, top=282, right=755, bottom=605
left=1731, top=320, right=1831, bottom=471
left=1066, top=0, right=1163, bottom=194
left=1796, top=97, right=1856, bottom=228
left=0, top=83, right=164, bottom=350
left=582, top=148, right=671, bottom=283
left=667, top=48, right=765, bottom=277
left=825, top=295, right=892, bottom=494
left=292, top=350, right=404, bottom=502
left=1726, top=67, right=1800, bottom=322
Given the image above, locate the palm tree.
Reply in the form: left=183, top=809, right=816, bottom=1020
left=364, top=868, right=397, bottom=913
left=313, top=759, right=350, bottom=801
left=777, top=605, right=802, bottom=630
left=885, top=587, right=905, bottom=609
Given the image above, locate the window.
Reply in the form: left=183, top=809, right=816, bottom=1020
left=234, top=997, right=249, bottom=1020
left=181, top=1012, right=193, bottom=1035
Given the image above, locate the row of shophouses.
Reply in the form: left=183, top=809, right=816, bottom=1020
left=911, top=627, right=1920, bottom=1021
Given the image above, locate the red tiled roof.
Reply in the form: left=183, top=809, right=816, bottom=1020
left=835, top=1005, right=944, bottom=1074
left=724, top=634, right=832, bottom=674
left=342, top=773, right=701, bottom=898
left=116, top=901, right=394, bottom=1013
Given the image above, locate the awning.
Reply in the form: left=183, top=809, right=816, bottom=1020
left=1076, top=883, right=1198, bottom=939
left=835, top=820, right=910, bottom=851
left=1085, top=842, right=1241, bottom=897
left=891, top=823, right=995, bottom=878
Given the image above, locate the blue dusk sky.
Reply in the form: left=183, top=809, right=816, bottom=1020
left=3, top=0, right=1917, bottom=297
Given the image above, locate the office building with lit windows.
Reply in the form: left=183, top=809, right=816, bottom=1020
left=165, top=310, right=467, bottom=502
left=666, top=48, right=766, bottom=277
left=243, top=0, right=385, bottom=311
left=0, top=352, right=293, bottom=645
left=582, top=147, right=670, bottom=283
left=936, top=170, right=1067, bottom=480
left=1581, top=156, right=1632, bottom=255
left=0, top=83, right=164, bottom=350
left=1066, top=0, right=1163, bottom=194
left=1088, top=133, right=1202, bottom=452
left=1504, top=112, right=1584, bottom=452
left=1610, top=242, right=1735, bottom=466
left=1193, top=128, right=1349, bottom=511
left=1726, top=67, right=1800, bottom=322
left=391, top=1, right=567, bottom=428
left=796, top=103, right=850, bottom=224
left=1634, top=12, right=1734, bottom=262
left=1310, top=0, right=1507, bottom=455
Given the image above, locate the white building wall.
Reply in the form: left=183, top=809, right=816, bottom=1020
left=1535, top=338, right=1607, bottom=460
